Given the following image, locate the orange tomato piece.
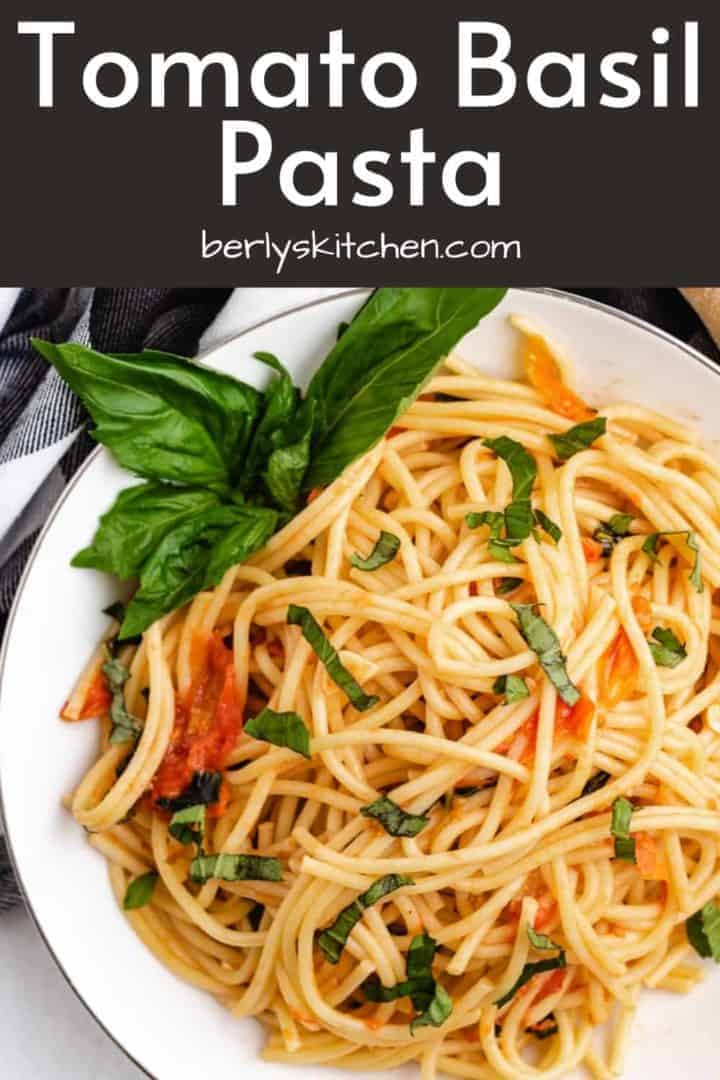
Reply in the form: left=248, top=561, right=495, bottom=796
left=632, top=594, right=652, bottom=632
left=79, top=670, right=112, bottom=719
left=635, top=832, right=669, bottom=881
left=523, top=332, right=595, bottom=422
left=582, top=537, right=604, bottom=563
left=603, top=629, right=637, bottom=707
left=555, top=695, right=595, bottom=740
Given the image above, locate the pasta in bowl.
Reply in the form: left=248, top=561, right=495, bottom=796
left=58, top=307, right=720, bottom=1080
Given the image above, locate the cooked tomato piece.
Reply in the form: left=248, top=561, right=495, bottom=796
left=635, top=832, right=668, bottom=881
left=555, top=695, right=595, bottom=739
left=603, top=628, right=637, bottom=707
left=79, top=670, right=112, bottom=719
left=523, top=332, right=595, bottom=422
left=582, top=537, right=604, bottom=563
left=152, top=634, right=243, bottom=806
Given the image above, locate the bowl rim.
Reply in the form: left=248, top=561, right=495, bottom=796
left=0, top=285, right=717, bottom=1080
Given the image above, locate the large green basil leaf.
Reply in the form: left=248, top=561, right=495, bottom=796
left=33, top=340, right=261, bottom=490
left=120, top=504, right=276, bottom=638
left=72, top=482, right=222, bottom=579
left=304, top=288, right=507, bottom=488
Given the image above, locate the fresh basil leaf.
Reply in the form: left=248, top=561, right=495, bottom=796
left=304, top=288, right=507, bottom=488
left=33, top=340, right=262, bottom=491
left=548, top=417, right=607, bottom=461
left=169, top=804, right=206, bottom=848
left=361, top=796, right=429, bottom=837
left=244, top=708, right=311, bottom=759
left=287, top=604, right=379, bottom=711
left=504, top=500, right=534, bottom=542
left=190, top=853, right=283, bottom=884
left=533, top=509, right=562, bottom=544
left=510, top=604, right=580, bottom=706
left=496, top=577, right=523, bottom=596
left=580, top=770, right=611, bottom=798
left=103, top=602, right=127, bottom=623
left=350, top=531, right=401, bottom=572
left=318, top=874, right=413, bottom=964
left=101, top=658, right=142, bottom=744
left=495, top=954, right=567, bottom=1009
left=248, top=903, right=265, bottom=931
left=648, top=626, right=687, bottom=668
left=73, top=483, right=222, bottom=580
left=611, top=796, right=636, bottom=862
left=120, top=503, right=276, bottom=638
left=362, top=932, right=452, bottom=1033
left=642, top=530, right=703, bottom=593
left=263, top=399, right=314, bottom=514
left=156, top=771, right=222, bottom=813
left=466, top=510, right=505, bottom=534
left=527, top=926, right=560, bottom=951
left=492, top=674, right=530, bottom=703
left=484, top=437, right=536, bottom=503
left=488, top=539, right=521, bottom=564
left=687, top=903, right=720, bottom=961
left=102, top=603, right=142, bottom=655
left=123, top=871, right=158, bottom=910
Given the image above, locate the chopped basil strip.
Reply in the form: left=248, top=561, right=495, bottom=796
left=484, top=437, right=536, bottom=502
left=169, top=804, right=206, bottom=848
left=123, top=871, right=158, bottom=910
left=611, top=796, right=636, bottom=862
left=527, top=925, right=560, bottom=951
left=157, top=771, right=222, bottom=813
left=318, top=874, right=412, bottom=964
left=101, top=658, right=142, bottom=744
left=492, top=674, right=530, bottom=704
left=489, top=538, right=521, bottom=564
left=362, top=932, right=453, bottom=1034
left=580, top=770, right=611, bottom=798
left=497, top=577, right=523, bottom=596
left=248, top=903, right=265, bottom=931
left=287, top=604, right=379, bottom=711
left=648, top=626, right=687, bottom=669
left=350, top=531, right=401, bottom=572
left=190, top=853, right=282, bottom=884
left=642, top=530, right=703, bottom=594
left=504, top=499, right=534, bottom=542
left=495, top=954, right=567, bottom=1009
left=548, top=417, right=607, bottom=461
left=533, top=509, right=562, bottom=544
left=527, top=1016, right=559, bottom=1040
left=510, top=604, right=580, bottom=706
left=244, top=708, right=311, bottom=758
left=361, top=796, right=429, bottom=838
left=593, top=513, right=633, bottom=555
left=686, top=903, right=720, bottom=961
left=466, top=510, right=520, bottom=563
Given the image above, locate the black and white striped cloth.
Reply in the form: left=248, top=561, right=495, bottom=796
left=0, top=286, right=717, bottom=913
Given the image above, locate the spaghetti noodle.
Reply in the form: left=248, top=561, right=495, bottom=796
left=63, top=320, right=720, bottom=1079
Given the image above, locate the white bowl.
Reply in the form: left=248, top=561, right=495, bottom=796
left=1, top=288, right=719, bottom=1080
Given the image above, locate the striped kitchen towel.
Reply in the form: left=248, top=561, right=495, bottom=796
left=0, top=286, right=717, bottom=912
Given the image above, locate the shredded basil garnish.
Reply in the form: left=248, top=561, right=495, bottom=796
left=169, top=804, right=206, bottom=848
left=287, top=604, right=379, bottom=711
left=527, top=925, right=560, bottom=951
left=510, top=604, right=580, bottom=706
left=362, top=932, right=453, bottom=1033
left=593, top=513, right=633, bottom=555
left=123, top=871, right=158, bottom=910
left=648, top=626, right=687, bottom=668
left=533, top=509, right=562, bottom=544
left=611, top=796, right=636, bottom=862
left=318, top=874, right=413, bottom=964
left=156, top=771, right=222, bottom=813
left=495, top=954, right=567, bottom=1009
left=687, top=903, right=720, bottom=961
left=244, top=708, right=311, bottom=758
left=101, top=658, right=142, bottom=744
left=190, top=853, right=283, bottom=884
left=580, top=770, right=611, bottom=798
left=361, top=796, right=429, bottom=838
left=496, top=577, right=523, bottom=596
left=642, top=530, right=703, bottom=594
left=492, top=674, right=530, bottom=704
left=548, top=417, right=607, bottom=461
left=350, top=531, right=401, bottom=572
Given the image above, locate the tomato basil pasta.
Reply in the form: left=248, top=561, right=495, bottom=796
left=61, top=320, right=720, bottom=1080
